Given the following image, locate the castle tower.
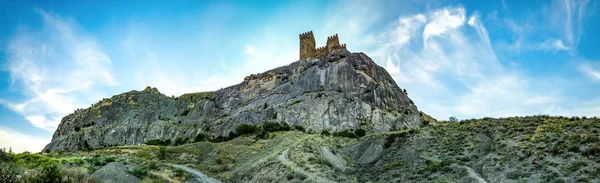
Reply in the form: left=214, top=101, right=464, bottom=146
left=326, top=34, right=341, bottom=52
left=299, top=31, right=316, bottom=60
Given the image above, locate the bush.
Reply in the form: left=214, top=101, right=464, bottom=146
left=145, top=139, right=171, bottom=146
left=236, top=124, right=259, bottom=135
left=173, top=168, right=191, bottom=179
left=173, top=137, right=187, bottom=146
left=61, top=166, right=95, bottom=183
left=40, top=162, right=62, bottom=183
left=294, top=125, right=306, bottom=132
left=158, top=146, right=167, bottom=160
left=321, top=129, right=331, bottom=136
left=582, top=144, right=600, bottom=156
left=104, top=157, right=116, bottom=163
left=12, top=153, right=53, bottom=169
left=355, top=129, right=366, bottom=137
left=148, top=161, right=159, bottom=170
left=194, top=133, right=206, bottom=142
left=263, top=122, right=292, bottom=132
left=0, top=162, right=19, bottom=183
left=333, top=130, right=357, bottom=138
left=449, top=117, right=458, bottom=123
left=127, top=166, right=148, bottom=179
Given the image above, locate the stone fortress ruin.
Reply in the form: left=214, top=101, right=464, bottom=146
left=299, top=31, right=347, bottom=60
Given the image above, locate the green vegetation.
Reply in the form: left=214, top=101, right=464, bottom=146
left=158, top=146, right=167, bottom=160
left=262, top=122, right=292, bottom=132
left=40, top=161, right=62, bottom=183
left=448, top=116, right=458, bottom=122
left=145, top=139, right=171, bottom=146
left=294, top=125, right=306, bottom=132
left=173, top=137, right=188, bottom=146
left=127, top=166, right=148, bottom=179
left=333, top=129, right=367, bottom=138
left=321, top=129, right=331, bottom=136
left=6, top=115, right=600, bottom=182
left=194, top=133, right=207, bottom=142
left=0, top=162, right=19, bottom=182
left=236, top=124, right=260, bottom=135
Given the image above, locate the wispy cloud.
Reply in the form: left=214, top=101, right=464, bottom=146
left=368, top=6, right=562, bottom=120
left=579, top=62, right=600, bottom=82
left=548, top=0, right=589, bottom=51
left=423, top=7, right=466, bottom=47
left=2, top=9, right=114, bottom=131
left=538, top=39, right=570, bottom=51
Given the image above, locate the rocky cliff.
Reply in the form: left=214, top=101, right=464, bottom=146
left=43, top=49, right=422, bottom=152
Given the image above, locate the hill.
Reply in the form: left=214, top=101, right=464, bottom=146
left=3, top=116, right=599, bottom=182
left=43, top=49, right=422, bottom=153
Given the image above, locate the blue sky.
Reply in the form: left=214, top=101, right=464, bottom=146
left=0, top=0, right=599, bottom=152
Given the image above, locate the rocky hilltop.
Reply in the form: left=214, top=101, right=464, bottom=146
left=43, top=49, right=423, bottom=152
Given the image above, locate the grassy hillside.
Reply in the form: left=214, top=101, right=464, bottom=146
left=1, top=115, right=599, bottom=182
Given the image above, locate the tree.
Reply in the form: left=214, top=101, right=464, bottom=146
left=449, top=116, right=458, bottom=123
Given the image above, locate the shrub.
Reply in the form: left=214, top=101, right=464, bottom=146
left=294, top=125, right=306, bottom=132
left=582, top=144, right=600, bottom=156
left=449, top=117, right=458, bottom=123
left=236, top=124, right=259, bottom=135
left=158, top=146, right=167, bottom=160
left=355, top=129, right=366, bottom=137
left=194, top=133, right=206, bottom=142
left=86, top=157, right=107, bottom=167
left=263, top=122, right=292, bottom=132
left=61, top=166, right=95, bottom=183
left=12, top=153, right=53, bottom=169
left=148, top=161, right=159, bottom=170
left=40, top=162, right=62, bottom=183
left=321, top=129, right=331, bottom=136
left=181, top=109, right=190, bottom=116
left=333, top=130, right=357, bottom=138
left=173, top=137, right=187, bottom=146
left=145, top=139, right=171, bottom=146
left=127, top=166, right=148, bottom=179
left=425, top=160, right=442, bottom=172
left=173, top=168, right=190, bottom=179
left=104, top=157, right=116, bottom=163
left=384, top=130, right=410, bottom=148
left=0, top=162, right=19, bottom=183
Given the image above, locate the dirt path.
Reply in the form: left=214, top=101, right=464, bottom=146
left=278, top=149, right=335, bottom=183
left=170, top=164, right=222, bottom=183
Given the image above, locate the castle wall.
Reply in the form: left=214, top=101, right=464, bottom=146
left=299, top=31, right=346, bottom=60
left=314, top=46, right=329, bottom=58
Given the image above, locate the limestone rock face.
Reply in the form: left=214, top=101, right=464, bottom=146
left=43, top=50, right=422, bottom=152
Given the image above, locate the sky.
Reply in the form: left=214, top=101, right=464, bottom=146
left=0, top=0, right=599, bottom=153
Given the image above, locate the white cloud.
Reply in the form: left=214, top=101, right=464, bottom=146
left=2, top=9, right=114, bottom=131
left=579, top=63, right=600, bottom=82
left=538, top=39, right=570, bottom=51
left=0, top=127, right=49, bottom=153
left=366, top=6, right=562, bottom=120
left=422, top=7, right=466, bottom=47
left=548, top=0, right=589, bottom=50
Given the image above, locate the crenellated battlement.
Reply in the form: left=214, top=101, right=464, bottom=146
left=299, top=31, right=347, bottom=60
left=299, top=31, right=313, bottom=37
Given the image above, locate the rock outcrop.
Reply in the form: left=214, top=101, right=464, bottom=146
left=43, top=49, right=422, bottom=152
